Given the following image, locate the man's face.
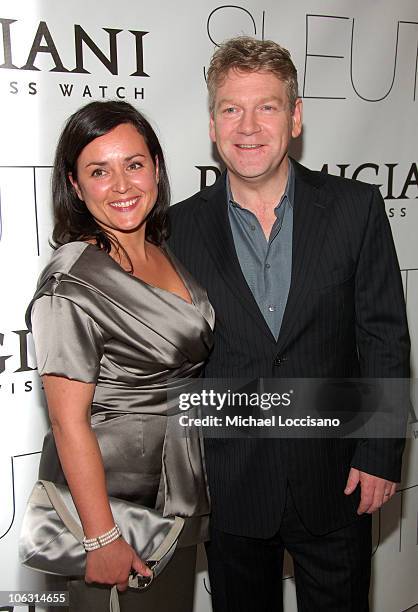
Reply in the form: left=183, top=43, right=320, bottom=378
left=210, top=69, right=302, bottom=186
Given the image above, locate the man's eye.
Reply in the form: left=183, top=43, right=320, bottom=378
left=223, top=107, right=237, bottom=114
left=261, top=105, right=274, bottom=111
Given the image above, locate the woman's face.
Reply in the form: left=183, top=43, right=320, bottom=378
left=69, top=123, right=159, bottom=240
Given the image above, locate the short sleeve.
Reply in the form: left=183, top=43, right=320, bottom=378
left=30, top=294, right=104, bottom=383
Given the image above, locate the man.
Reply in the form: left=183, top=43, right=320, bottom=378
left=168, top=37, right=409, bottom=611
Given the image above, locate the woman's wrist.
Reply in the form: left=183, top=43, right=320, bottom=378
left=83, top=524, right=121, bottom=552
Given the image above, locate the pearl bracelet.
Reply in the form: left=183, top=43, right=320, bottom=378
left=83, top=524, right=121, bottom=552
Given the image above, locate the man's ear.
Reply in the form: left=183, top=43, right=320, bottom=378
left=209, top=113, right=216, bottom=143
left=68, top=173, right=83, bottom=201
left=291, top=98, right=303, bottom=139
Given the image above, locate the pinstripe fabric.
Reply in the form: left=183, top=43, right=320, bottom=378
left=167, top=160, right=410, bottom=539
left=206, top=488, right=371, bottom=612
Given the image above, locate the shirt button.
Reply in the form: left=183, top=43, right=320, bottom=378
left=250, top=225, right=256, bottom=231
left=268, top=305, right=276, bottom=312
left=265, top=263, right=271, bottom=269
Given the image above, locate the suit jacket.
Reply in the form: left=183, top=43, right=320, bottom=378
left=167, top=160, right=410, bottom=538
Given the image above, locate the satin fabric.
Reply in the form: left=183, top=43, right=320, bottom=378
left=26, top=241, right=215, bottom=545
left=19, top=480, right=183, bottom=577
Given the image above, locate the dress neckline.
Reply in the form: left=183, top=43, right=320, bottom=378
left=83, top=242, right=194, bottom=307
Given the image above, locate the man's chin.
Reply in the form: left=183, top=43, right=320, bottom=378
left=227, top=166, right=273, bottom=183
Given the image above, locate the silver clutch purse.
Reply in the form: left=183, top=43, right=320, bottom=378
left=19, top=480, right=184, bottom=584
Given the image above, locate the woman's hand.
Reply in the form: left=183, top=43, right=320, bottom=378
left=85, top=537, right=152, bottom=591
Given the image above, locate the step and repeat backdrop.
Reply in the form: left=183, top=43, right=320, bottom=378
left=0, top=1, right=417, bottom=610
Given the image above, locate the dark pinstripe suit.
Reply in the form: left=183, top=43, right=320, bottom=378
left=168, top=160, right=410, bottom=609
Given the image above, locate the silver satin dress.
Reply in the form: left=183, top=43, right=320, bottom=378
left=27, top=241, right=215, bottom=546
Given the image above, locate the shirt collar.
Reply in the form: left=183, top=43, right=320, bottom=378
left=226, top=158, right=295, bottom=211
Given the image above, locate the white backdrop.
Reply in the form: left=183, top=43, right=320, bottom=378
left=0, top=1, right=417, bottom=610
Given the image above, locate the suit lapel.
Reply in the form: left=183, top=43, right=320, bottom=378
left=276, top=161, right=329, bottom=355
left=194, top=173, right=274, bottom=341
left=193, top=163, right=330, bottom=350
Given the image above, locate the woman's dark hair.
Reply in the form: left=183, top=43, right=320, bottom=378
left=52, top=100, right=170, bottom=252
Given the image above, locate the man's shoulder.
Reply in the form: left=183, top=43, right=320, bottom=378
left=293, top=159, right=376, bottom=198
left=169, top=190, right=202, bottom=219
left=169, top=173, right=226, bottom=220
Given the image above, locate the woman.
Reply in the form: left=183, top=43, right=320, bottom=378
left=26, top=100, right=214, bottom=611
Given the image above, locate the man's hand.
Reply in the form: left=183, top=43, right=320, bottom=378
left=344, top=467, right=397, bottom=514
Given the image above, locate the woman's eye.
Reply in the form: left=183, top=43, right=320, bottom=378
left=128, top=161, right=143, bottom=170
left=91, top=168, right=105, bottom=177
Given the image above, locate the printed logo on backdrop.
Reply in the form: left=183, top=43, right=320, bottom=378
left=0, top=166, right=52, bottom=256
left=0, top=328, right=37, bottom=397
left=321, top=162, right=417, bottom=219
left=0, top=165, right=49, bottom=399
left=302, top=14, right=418, bottom=102
left=195, top=162, right=418, bottom=217
left=202, top=7, right=418, bottom=102
left=0, top=17, right=149, bottom=100
left=203, top=5, right=266, bottom=80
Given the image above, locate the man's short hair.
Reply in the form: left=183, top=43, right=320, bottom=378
left=207, top=36, right=299, bottom=114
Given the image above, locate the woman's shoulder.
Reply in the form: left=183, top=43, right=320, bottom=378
left=33, top=241, right=108, bottom=299
left=43, top=240, right=116, bottom=280
left=34, top=241, right=90, bottom=289
left=26, top=242, right=109, bottom=329
left=44, top=241, right=91, bottom=274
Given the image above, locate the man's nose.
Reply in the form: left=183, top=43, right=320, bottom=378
left=237, top=110, right=261, bottom=135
